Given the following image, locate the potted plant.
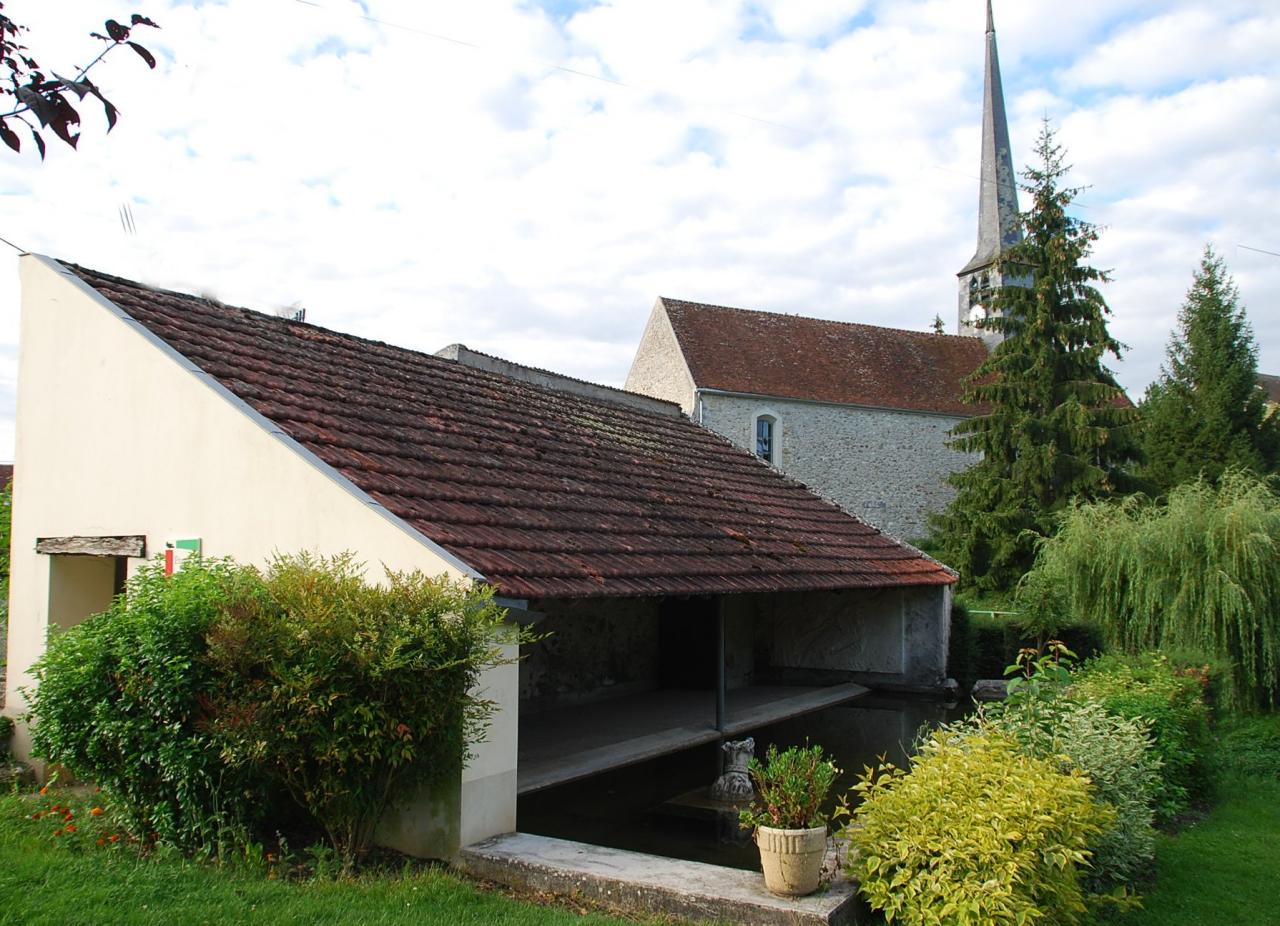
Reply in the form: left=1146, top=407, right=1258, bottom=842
left=739, top=742, right=840, bottom=896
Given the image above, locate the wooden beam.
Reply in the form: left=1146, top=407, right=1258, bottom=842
left=36, top=535, right=146, bottom=558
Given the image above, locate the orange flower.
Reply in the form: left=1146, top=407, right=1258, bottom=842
left=32, top=812, right=42, bottom=820
left=97, top=838, right=106, bottom=846
left=53, top=829, right=63, bottom=837
left=64, top=824, right=76, bottom=833
left=109, top=835, right=120, bottom=843
left=90, top=807, right=103, bottom=816
left=38, top=787, right=47, bottom=796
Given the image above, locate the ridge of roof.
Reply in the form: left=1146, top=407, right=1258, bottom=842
left=59, top=259, right=957, bottom=598
left=437, top=343, right=682, bottom=418
left=659, top=297, right=984, bottom=346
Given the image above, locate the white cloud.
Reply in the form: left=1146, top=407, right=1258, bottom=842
left=0, top=0, right=1276, bottom=462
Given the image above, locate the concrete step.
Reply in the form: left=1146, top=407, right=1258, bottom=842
left=456, top=832, right=868, bottom=925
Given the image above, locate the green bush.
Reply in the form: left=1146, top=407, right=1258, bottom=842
left=205, top=553, right=530, bottom=868
left=25, top=559, right=269, bottom=850
left=1026, top=472, right=1280, bottom=709
left=26, top=553, right=530, bottom=867
left=1215, top=713, right=1280, bottom=779
left=977, top=700, right=1160, bottom=893
left=1071, top=653, right=1213, bottom=822
left=843, top=730, right=1112, bottom=926
left=951, top=611, right=1104, bottom=687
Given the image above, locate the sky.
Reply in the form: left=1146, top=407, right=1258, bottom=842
left=0, top=0, right=1277, bottom=461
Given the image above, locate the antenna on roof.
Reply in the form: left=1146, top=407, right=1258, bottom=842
left=275, top=301, right=306, bottom=323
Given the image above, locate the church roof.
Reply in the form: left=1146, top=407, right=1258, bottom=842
left=1259, top=374, right=1280, bottom=404
left=64, top=261, right=956, bottom=599
left=660, top=298, right=990, bottom=417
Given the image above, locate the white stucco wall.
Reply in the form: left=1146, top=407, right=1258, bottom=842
left=623, top=299, right=698, bottom=413
left=698, top=391, right=977, bottom=540
left=5, top=255, right=515, bottom=857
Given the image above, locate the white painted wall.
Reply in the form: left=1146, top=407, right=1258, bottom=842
left=4, top=255, right=515, bottom=858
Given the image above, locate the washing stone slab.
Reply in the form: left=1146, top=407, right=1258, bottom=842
left=456, top=832, right=868, bottom=925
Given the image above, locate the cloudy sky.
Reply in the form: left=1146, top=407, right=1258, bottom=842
left=0, top=0, right=1277, bottom=460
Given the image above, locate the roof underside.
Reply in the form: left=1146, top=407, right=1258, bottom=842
left=662, top=298, right=990, bottom=417
left=69, top=264, right=956, bottom=599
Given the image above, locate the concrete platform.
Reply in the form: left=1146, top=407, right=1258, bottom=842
left=519, top=683, right=869, bottom=795
left=457, top=832, right=867, bottom=926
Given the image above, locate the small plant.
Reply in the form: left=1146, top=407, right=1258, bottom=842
left=0, top=715, right=13, bottom=754
left=739, top=743, right=840, bottom=831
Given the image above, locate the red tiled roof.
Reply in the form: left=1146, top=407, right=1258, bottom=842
left=69, top=264, right=955, bottom=599
left=661, top=298, right=990, bottom=416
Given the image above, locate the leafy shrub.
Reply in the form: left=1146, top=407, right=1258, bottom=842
left=978, top=700, right=1160, bottom=893
left=843, top=730, right=1112, bottom=926
left=1026, top=472, right=1280, bottom=709
left=738, top=743, right=839, bottom=830
left=25, top=559, right=269, bottom=850
left=1071, top=653, right=1213, bottom=821
left=0, top=714, right=13, bottom=754
left=205, top=553, right=529, bottom=868
left=954, top=611, right=1104, bottom=686
left=1215, top=713, right=1280, bottom=779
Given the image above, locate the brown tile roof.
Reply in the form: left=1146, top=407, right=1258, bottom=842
left=1259, top=374, right=1280, bottom=404
left=661, top=298, right=990, bottom=416
left=67, top=263, right=955, bottom=599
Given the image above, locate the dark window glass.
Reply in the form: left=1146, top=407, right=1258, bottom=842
left=756, top=417, right=774, bottom=461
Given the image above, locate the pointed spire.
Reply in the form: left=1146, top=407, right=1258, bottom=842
left=960, top=0, right=1021, bottom=276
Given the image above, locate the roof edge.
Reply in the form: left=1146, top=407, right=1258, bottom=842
left=438, top=343, right=683, bottom=418
left=30, top=253, right=487, bottom=584
left=695, top=386, right=977, bottom=420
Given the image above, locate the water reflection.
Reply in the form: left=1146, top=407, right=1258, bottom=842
left=518, top=693, right=970, bottom=870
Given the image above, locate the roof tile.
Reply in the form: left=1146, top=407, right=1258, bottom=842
left=70, top=263, right=956, bottom=598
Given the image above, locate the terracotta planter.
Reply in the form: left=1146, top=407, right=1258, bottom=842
left=755, top=824, right=828, bottom=896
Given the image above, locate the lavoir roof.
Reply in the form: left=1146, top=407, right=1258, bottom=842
left=66, top=261, right=956, bottom=599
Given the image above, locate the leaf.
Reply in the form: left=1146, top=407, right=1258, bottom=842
left=127, top=42, right=156, bottom=69
left=15, top=85, right=51, bottom=125
left=53, top=73, right=91, bottom=100
left=131, top=15, right=160, bottom=28
left=105, top=19, right=129, bottom=43
left=0, top=119, right=19, bottom=153
left=29, top=125, right=45, bottom=160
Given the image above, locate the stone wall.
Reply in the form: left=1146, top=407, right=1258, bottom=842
left=624, top=301, right=698, bottom=413
left=761, top=585, right=951, bottom=691
left=698, top=392, right=977, bottom=541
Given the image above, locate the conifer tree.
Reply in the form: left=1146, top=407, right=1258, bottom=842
left=1139, top=247, right=1278, bottom=492
left=932, top=123, right=1139, bottom=593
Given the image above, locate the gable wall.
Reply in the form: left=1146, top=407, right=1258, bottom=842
left=5, top=256, right=514, bottom=856
left=624, top=300, right=697, bottom=412
left=698, top=391, right=977, bottom=540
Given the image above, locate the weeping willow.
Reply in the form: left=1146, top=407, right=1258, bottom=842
left=1030, top=470, right=1280, bottom=709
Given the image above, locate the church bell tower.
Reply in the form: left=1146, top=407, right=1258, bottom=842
left=957, top=0, right=1022, bottom=346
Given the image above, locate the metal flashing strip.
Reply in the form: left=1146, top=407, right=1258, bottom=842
left=33, top=254, right=485, bottom=583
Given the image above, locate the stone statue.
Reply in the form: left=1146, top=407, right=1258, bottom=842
left=709, top=737, right=755, bottom=803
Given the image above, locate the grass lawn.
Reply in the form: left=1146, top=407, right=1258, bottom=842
left=0, top=795, right=646, bottom=926
left=1119, top=775, right=1280, bottom=926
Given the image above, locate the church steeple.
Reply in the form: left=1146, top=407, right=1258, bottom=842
left=958, top=0, right=1022, bottom=344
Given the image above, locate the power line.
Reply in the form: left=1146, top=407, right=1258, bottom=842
left=0, top=233, right=24, bottom=253
left=1239, top=244, right=1280, bottom=259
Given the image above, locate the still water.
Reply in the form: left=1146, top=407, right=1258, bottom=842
left=518, top=692, right=969, bottom=870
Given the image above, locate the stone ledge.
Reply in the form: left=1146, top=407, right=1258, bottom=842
left=456, top=832, right=867, bottom=925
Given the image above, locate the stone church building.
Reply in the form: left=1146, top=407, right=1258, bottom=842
left=626, top=1, right=1020, bottom=541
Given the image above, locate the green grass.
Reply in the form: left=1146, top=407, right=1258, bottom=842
left=0, top=794, right=643, bottom=926
left=1118, top=776, right=1280, bottom=925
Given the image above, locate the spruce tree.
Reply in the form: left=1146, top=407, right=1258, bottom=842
left=1139, top=247, right=1278, bottom=492
left=932, top=123, right=1139, bottom=593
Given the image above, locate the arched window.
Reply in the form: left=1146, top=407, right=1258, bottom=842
left=755, top=415, right=777, bottom=464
